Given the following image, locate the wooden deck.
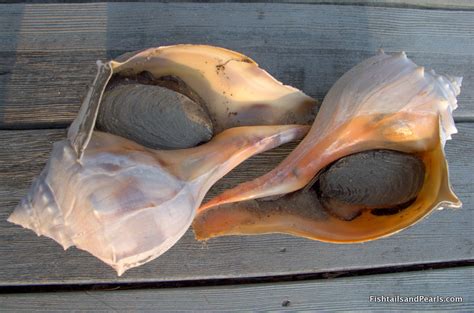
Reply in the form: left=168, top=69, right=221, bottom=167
left=0, top=1, right=472, bottom=311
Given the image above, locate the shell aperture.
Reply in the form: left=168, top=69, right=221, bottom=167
left=109, top=45, right=317, bottom=133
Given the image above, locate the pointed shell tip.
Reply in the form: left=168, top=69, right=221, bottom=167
left=397, top=51, right=407, bottom=59
left=416, top=66, right=424, bottom=76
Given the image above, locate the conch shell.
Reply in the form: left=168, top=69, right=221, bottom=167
left=8, top=45, right=314, bottom=275
left=194, top=51, right=462, bottom=243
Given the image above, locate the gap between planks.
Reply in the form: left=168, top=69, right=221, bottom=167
left=0, top=266, right=472, bottom=311
left=0, top=259, right=472, bottom=294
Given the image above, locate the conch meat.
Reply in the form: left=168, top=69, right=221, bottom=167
left=8, top=45, right=315, bottom=275
left=194, top=51, right=462, bottom=243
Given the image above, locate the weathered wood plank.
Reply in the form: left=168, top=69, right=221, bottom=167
left=0, top=3, right=107, bottom=128
left=0, top=4, right=23, bottom=126
left=0, top=124, right=472, bottom=286
left=0, top=267, right=471, bottom=311
left=0, top=3, right=473, bottom=128
left=2, top=1, right=474, bottom=10
left=310, top=0, right=474, bottom=9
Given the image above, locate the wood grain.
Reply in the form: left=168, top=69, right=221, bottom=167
left=1, top=3, right=473, bottom=128
left=0, top=124, right=472, bottom=286
left=305, top=0, right=474, bottom=9
left=0, top=267, right=471, bottom=311
left=2, top=1, right=474, bottom=10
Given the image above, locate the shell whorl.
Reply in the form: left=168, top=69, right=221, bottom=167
left=312, top=51, right=461, bottom=148
left=426, top=70, right=462, bottom=145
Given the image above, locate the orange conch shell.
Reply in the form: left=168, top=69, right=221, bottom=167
left=196, top=51, right=462, bottom=243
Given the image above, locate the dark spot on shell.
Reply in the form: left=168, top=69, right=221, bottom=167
left=216, top=64, right=225, bottom=73
left=99, top=163, right=122, bottom=172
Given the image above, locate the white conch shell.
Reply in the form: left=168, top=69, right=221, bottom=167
left=8, top=45, right=313, bottom=275
left=9, top=127, right=307, bottom=275
left=195, top=51, right=462, bottom=242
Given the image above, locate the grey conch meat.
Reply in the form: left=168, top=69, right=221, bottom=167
left=97, top=82, right=214, bottom=149
left=194, top=51, right=463, bottom=242
left=317, top=149, right=426, bottom=221
left=8, top=45, right=315, bottom=275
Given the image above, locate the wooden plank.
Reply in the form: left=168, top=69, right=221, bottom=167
left=1, top=3, right=473, bottom=128
left=0, top=124, right=472, bottom=286
left=311, top=0, right=474, bottom=9
left=0, top=3, right=108, bottom=129
left=0, top=4, right=23, bottom=126
left=0, top=267, right=471, bottom=311
left=2, top=1, right=474, bottom=10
